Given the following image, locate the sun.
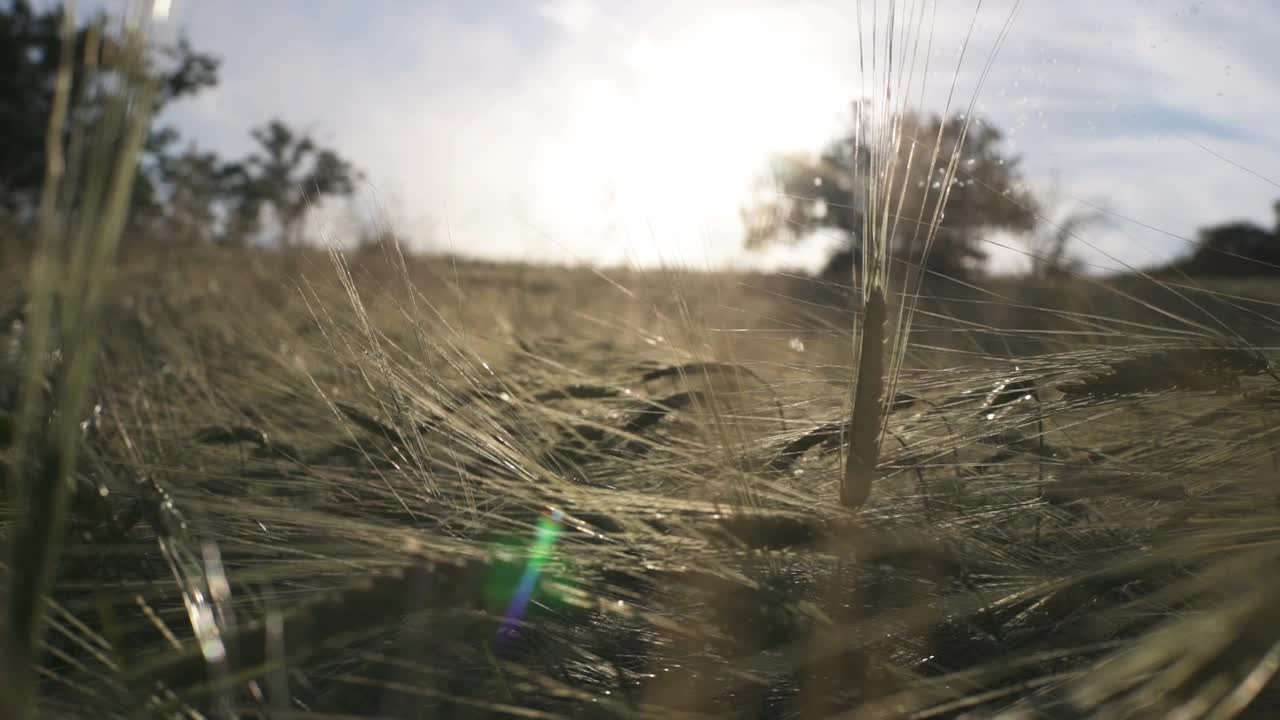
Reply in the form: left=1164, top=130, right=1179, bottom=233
left=528, top=6, right=851, bottom=266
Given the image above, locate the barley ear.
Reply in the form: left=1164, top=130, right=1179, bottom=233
left=843, top=287, right=887, bottom=509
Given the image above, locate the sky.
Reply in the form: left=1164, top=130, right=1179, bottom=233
left=121, top=0, right=1280, bottom=273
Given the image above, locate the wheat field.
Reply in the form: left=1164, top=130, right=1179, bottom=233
left=2, top=245, right=1278, bottom=717
left=4, top=2, right=1280, bottom=718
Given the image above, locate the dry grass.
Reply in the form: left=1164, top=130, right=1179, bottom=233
left=2, top=245, right=1279, bottom=718
left=6, top=2, right=1280, bottom=717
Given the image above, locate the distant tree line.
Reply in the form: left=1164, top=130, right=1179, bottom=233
left=0, top=0, right=360, bottom=252
left=1168, top=201, right=1280, bottom=277
left=742, top=102, right=1278, bottom=282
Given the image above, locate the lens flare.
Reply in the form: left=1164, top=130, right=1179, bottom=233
left=495, top=508, right=564, bottom=645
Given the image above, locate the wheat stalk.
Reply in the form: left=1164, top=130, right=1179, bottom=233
left=1, top=9, right=160, bottom=718
left=843, top=288, right=887, bottom=508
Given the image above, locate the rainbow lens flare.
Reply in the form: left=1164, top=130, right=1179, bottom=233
left=493, top=508, right=564, bottom=645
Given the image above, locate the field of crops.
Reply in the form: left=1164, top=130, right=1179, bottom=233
left=5, top=0, right=1280, bottom=714
left=3, top=245, right=1279, bottom=717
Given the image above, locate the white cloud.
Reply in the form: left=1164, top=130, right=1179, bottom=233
left=538, top=0, right=597, bottom=33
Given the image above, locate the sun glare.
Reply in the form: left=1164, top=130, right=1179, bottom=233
left=529, top=8, right=849, bottom=265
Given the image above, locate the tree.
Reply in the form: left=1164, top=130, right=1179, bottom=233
left=1177, top=201, right=1280, bottom=277
left=0, top=0, right=60, bottom=212
left=152, top=144, right=238, bottom=244
left=1024, top=209, right=1093, bottom=278
left=0, top=1, right=219, bottom=218
left=216, top=160, right=264, bottom=246
left=1, top=2, right=363, bottom=251
left=1023, top=171, right=1106, bottom=279
left=233, top=119, right=360, bottom=247
left=744, top=106, right=1039, bottom=281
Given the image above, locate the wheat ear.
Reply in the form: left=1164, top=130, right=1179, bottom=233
left=842, top=287, right=887, bottom=509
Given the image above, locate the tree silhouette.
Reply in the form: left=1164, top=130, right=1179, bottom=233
left=1023, top=171, right=1107, bottom=279
left=1024, top=209, right=1095, bottom=278
left=1, top=3, right=367, bottom=251
left=0, top=1, right=219, bottom=217
left=1179, top=201, right=1280, bottom=277
left=234, top=120, right=360, bottom=247
left=0, top=0, right=60, bottom=211
left=744, top=107, right=1038, bottom=281
left=151, top=144, right=240, bottom=245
